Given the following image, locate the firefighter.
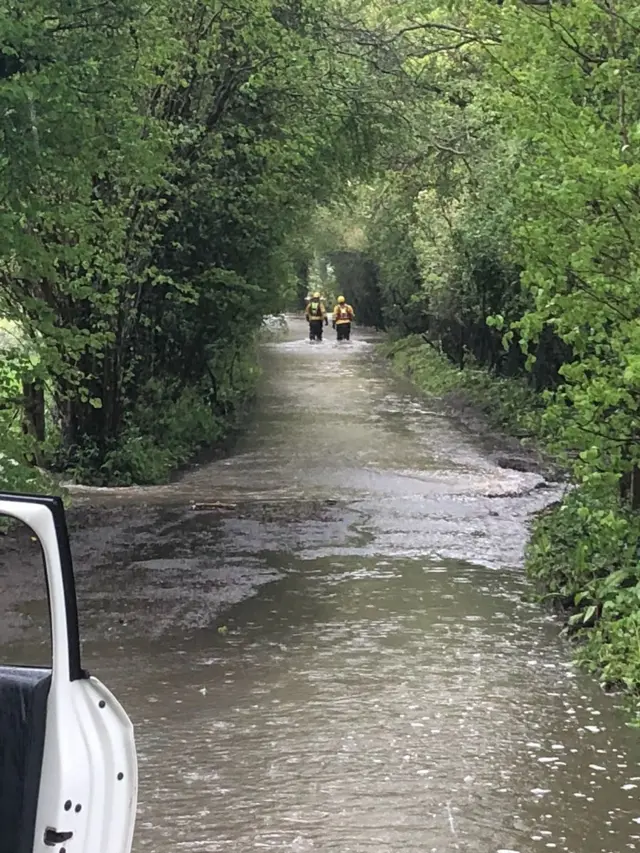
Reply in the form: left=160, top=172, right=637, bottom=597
left=332, top=295, right=355, bottom=341
left=305, top=292, right=328, bottom=341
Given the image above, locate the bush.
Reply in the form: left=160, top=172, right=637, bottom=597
left=0, top=435, right=63, bottom=537
left=75, top=385, right=226, bottom=486
left=527, top=483, right=640, bottom=711
left=110, top=385, right=227, bottom=485
left=0, top=342, right=61, bottom=497
left=0, top=445, right=60, bottom=496
left=68, top=352, right=259, bottom=487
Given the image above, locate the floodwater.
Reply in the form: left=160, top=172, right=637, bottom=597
left=2, top=317, right=640, bottom=853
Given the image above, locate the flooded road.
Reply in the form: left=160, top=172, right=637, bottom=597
left=3, top=317, right=640, bottom=852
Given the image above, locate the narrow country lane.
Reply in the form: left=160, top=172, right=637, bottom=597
left=2, top=318, right=640, bottom=853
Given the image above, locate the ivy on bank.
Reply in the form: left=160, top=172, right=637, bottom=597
left=527, top=486, right=640, bottom=720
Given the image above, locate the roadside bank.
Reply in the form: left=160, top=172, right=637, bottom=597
left=384, top=333, right=640, bottom=721
left=383, top=335, right=558, bottom=480
left=0, top=322, right=290, bottom=498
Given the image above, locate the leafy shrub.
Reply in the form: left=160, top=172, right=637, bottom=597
left=100, top=384, right=227, bottom=485
left=70, top=350, right=259, bottom=486
left=0, top=342, right=61, bottom=498
left=0, top=445, right=59, bottom=496
left=0, top=435, right=63, bottom=537
left=527, top=483, right=640, bottom=710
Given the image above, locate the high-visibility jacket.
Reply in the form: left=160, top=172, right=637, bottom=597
left=333, top=303, right=354, bottom=324
left=306, top=300, right=326, bottom=321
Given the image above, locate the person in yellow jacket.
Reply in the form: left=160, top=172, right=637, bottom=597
left=305, top=291, right=328, bottom=342
left=332, top=296, right=355, bottom=341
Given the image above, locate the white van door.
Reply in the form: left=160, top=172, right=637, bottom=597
left=0, top=493, right=137, bottom=853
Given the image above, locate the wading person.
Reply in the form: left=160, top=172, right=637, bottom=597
left=305, top=292, right=328, bottom=342
left=332, top=295, right=354, bottom=342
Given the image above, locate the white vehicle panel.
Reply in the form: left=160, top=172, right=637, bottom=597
left=0, top=494, right=137, bottom=853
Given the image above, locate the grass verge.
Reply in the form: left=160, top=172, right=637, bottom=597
left=383, top=334, right=545, bottom=443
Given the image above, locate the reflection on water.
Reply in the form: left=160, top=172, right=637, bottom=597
left=109, top=557, right=640, bottom=853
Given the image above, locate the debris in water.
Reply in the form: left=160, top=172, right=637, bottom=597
left=191, top=501, right=237, bottom=511
left=446, top=801, right=458, bottom=844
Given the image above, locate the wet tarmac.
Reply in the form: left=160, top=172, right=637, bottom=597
left=2, top=317, right=640, bottom=853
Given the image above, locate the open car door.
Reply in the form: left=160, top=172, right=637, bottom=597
left=0, top=493, right=137, bottom=853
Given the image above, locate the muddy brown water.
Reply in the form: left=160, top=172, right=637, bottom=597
left=2, top=318, right=640, bottom=853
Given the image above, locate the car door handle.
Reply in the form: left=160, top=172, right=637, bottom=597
left=44, top=827, right=74, bottom=846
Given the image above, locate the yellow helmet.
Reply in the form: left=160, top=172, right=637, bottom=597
left=337, top=295, right=345, bottom=303
left=313, top=291, right=321, bottom=299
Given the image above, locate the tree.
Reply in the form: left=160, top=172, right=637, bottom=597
left=0, top=0, right=386, bottom=482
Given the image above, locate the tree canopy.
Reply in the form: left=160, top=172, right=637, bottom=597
left=0, top=0, right=384, bottom=483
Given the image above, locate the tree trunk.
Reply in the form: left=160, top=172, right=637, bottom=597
left=620, top=465, right=640, bottom=511
left=22, top=380, right=45, bottom=442
left=22, top=380, right=46, bottom=465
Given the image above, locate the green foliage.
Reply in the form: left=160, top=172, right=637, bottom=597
left=0, top=0, right=385, bottom=486
left=99, top=387, right=225, bottom=487
left=67, top=345, right=259, bottom=486
left=527, top=484, right=640, bottom=711
left=0, top=442, right=58, bottom=496
left=0, top=337, right=58, bottom=494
